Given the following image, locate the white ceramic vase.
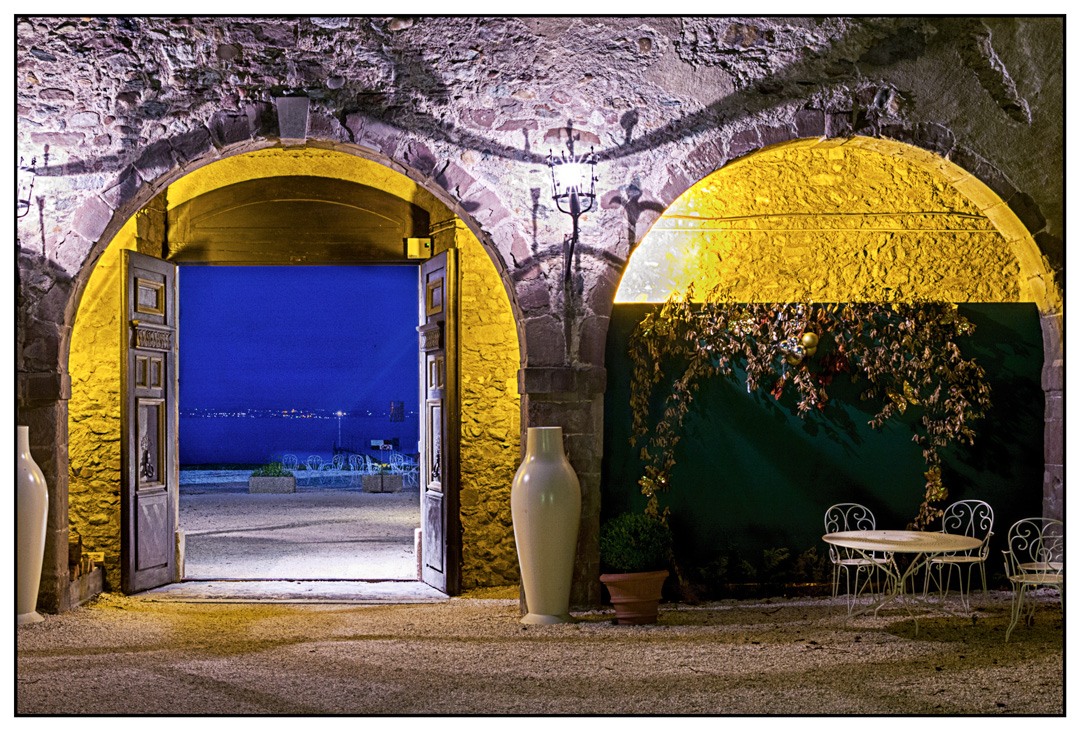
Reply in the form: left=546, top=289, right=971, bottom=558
left=17, top=425, right=49, bottom=625
left=511, top=426, right=581, bottom=624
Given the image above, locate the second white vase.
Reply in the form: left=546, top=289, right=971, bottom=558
left=17, top=425, right=49, bottom=625
left=511, top=426, right=581, bottom=624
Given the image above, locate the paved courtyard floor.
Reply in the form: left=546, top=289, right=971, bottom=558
left=180, top=480, right=419, bottom=580
left=15, top=588, right=1065, bottom=715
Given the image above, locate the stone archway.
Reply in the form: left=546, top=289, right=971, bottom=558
left=33, top=129, right=528, bottom=612
left=617, top=134, right=1062, bottom=521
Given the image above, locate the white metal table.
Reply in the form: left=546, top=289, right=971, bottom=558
left=822, top=529, right=983, bottom=633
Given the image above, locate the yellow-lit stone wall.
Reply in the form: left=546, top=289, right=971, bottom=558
left=68, top=147, right=524, bottom=591
left=617, top=138, right=1028, bottom=304
left=167, top=147, right=447, bottom=212
left=67, top=216, right=139, bottom=589
left=457, top=223, right=522, bottom=589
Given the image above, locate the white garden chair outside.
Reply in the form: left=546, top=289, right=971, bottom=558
left=1002, top=517, right=1064, bottom=642
left=387, top=452, right=408, bottom=473
left=922, top=499, right=994, bottom=612
left=305, top=455, right=324, bottom=472
left=824, top=502, right=895, bottom=610
left=349, top=454, right=379, bottom=475
left=388, top=451, right=419, bottom=487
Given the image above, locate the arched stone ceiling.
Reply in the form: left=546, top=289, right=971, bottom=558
left=617, top=138, right=1042, bottom=307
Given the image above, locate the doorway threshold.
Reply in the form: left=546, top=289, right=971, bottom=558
left=137, top=579, right=448, bottom=604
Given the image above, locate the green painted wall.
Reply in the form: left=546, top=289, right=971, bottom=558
left=602, top=303, right=1044, bottom=591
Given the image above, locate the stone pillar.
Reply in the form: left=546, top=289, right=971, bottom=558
left=1041, top=311, right=1063, bottom=522
left=17, top=374, right=72, bottom=614
left=518, top=366, right=606, bottom=608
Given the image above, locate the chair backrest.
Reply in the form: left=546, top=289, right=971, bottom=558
left=281, top=454, right=299, bottom=471
left=825, top=503, right=877, bottom=534
left=940, top=499, right=994, bottom=557
left=824, top=503, right=877, bottom=562
left=306, top=455, right=323, bottom=471
left=331, top=454, right=345, bottom=471
left=1003, top=518, right=1064, bottom=579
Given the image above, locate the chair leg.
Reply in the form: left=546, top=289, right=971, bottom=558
left=979, top=561, right=988, bottom=598
left=1024, top=588, right=1038, bottom=627
left=956, top=563, right=971, bottom=612
left=940, top=563, right=954, bottom=603
left=1006, top=583, right=1028, bottom=642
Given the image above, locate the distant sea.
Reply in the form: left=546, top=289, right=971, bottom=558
left=180, top=414, right=419, bottom=465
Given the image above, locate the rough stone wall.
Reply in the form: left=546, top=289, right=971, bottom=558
left=66, top=221, right=134, bottom=590
left=15, top=16, right=1063, bottom=610
left=457, top=224, right=522, bottom=589
left=618, top=139, right=1021, bottom=304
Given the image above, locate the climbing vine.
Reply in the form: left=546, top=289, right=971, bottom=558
left=628, top=283, right=993, bottom=528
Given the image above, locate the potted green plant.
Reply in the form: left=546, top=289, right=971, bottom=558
left=599, top=512, right=673, bottom=625
left=248, top=461, right=295, bottom=494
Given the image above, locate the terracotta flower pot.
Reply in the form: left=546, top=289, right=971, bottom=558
left=599, top=569, right=669, bottom=625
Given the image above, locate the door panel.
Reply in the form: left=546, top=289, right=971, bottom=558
left=121, top=251, right=178, bottom=593
left=419, top=250, right=460, bottom=594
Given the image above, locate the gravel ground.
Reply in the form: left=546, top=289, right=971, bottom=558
left=16, top=589, right=1064, bottom=715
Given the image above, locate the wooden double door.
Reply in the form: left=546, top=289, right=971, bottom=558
left=119, top=250, right=460, bottom=595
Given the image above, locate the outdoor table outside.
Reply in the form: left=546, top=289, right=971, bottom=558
left=822, top=529, right=983, bottom=634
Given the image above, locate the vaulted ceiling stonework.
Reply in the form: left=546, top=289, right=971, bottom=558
left=16, top=16, right=1063, bottom=613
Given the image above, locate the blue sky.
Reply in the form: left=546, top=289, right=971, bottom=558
left=178, top=266, right=419, bottom=412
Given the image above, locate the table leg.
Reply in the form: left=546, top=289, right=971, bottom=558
left=840, top=550, right=972, bottom=635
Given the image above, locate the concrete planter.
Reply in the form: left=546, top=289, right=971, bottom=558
left=363, top=474, right=403, bottom=493
left=249, top=475, right=296, bottom=494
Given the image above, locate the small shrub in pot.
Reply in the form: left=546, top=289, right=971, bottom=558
left=599, top=512, right=673, bottom=573
left=598, top=513, right=673, bottom=624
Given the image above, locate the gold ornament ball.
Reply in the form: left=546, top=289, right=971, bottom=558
left=805, top=346, right=817, bottom=357
left=786, top=354, right=803, bottom=366
left=801, top=332, right=819, bottom=349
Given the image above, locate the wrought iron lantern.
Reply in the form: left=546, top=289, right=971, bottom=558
left=547, top=144, right=597, bottom=282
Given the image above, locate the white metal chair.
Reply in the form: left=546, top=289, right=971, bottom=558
left=387, top=451, right=408, bottom=473
left=330, top=454, right=346, bottom=472
left=824, top=503, right=895, bottom=609
left=351, top=454, right=379, bottom=475
left=385, top=451, right=419, bottom=487
left=305, top=455, right=324, bottom=472
left=1001, top=517, right=1064, bottom=642
left=281, top=454, right=299, bottom=472
left=922, top=499, right=994, bottom=611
